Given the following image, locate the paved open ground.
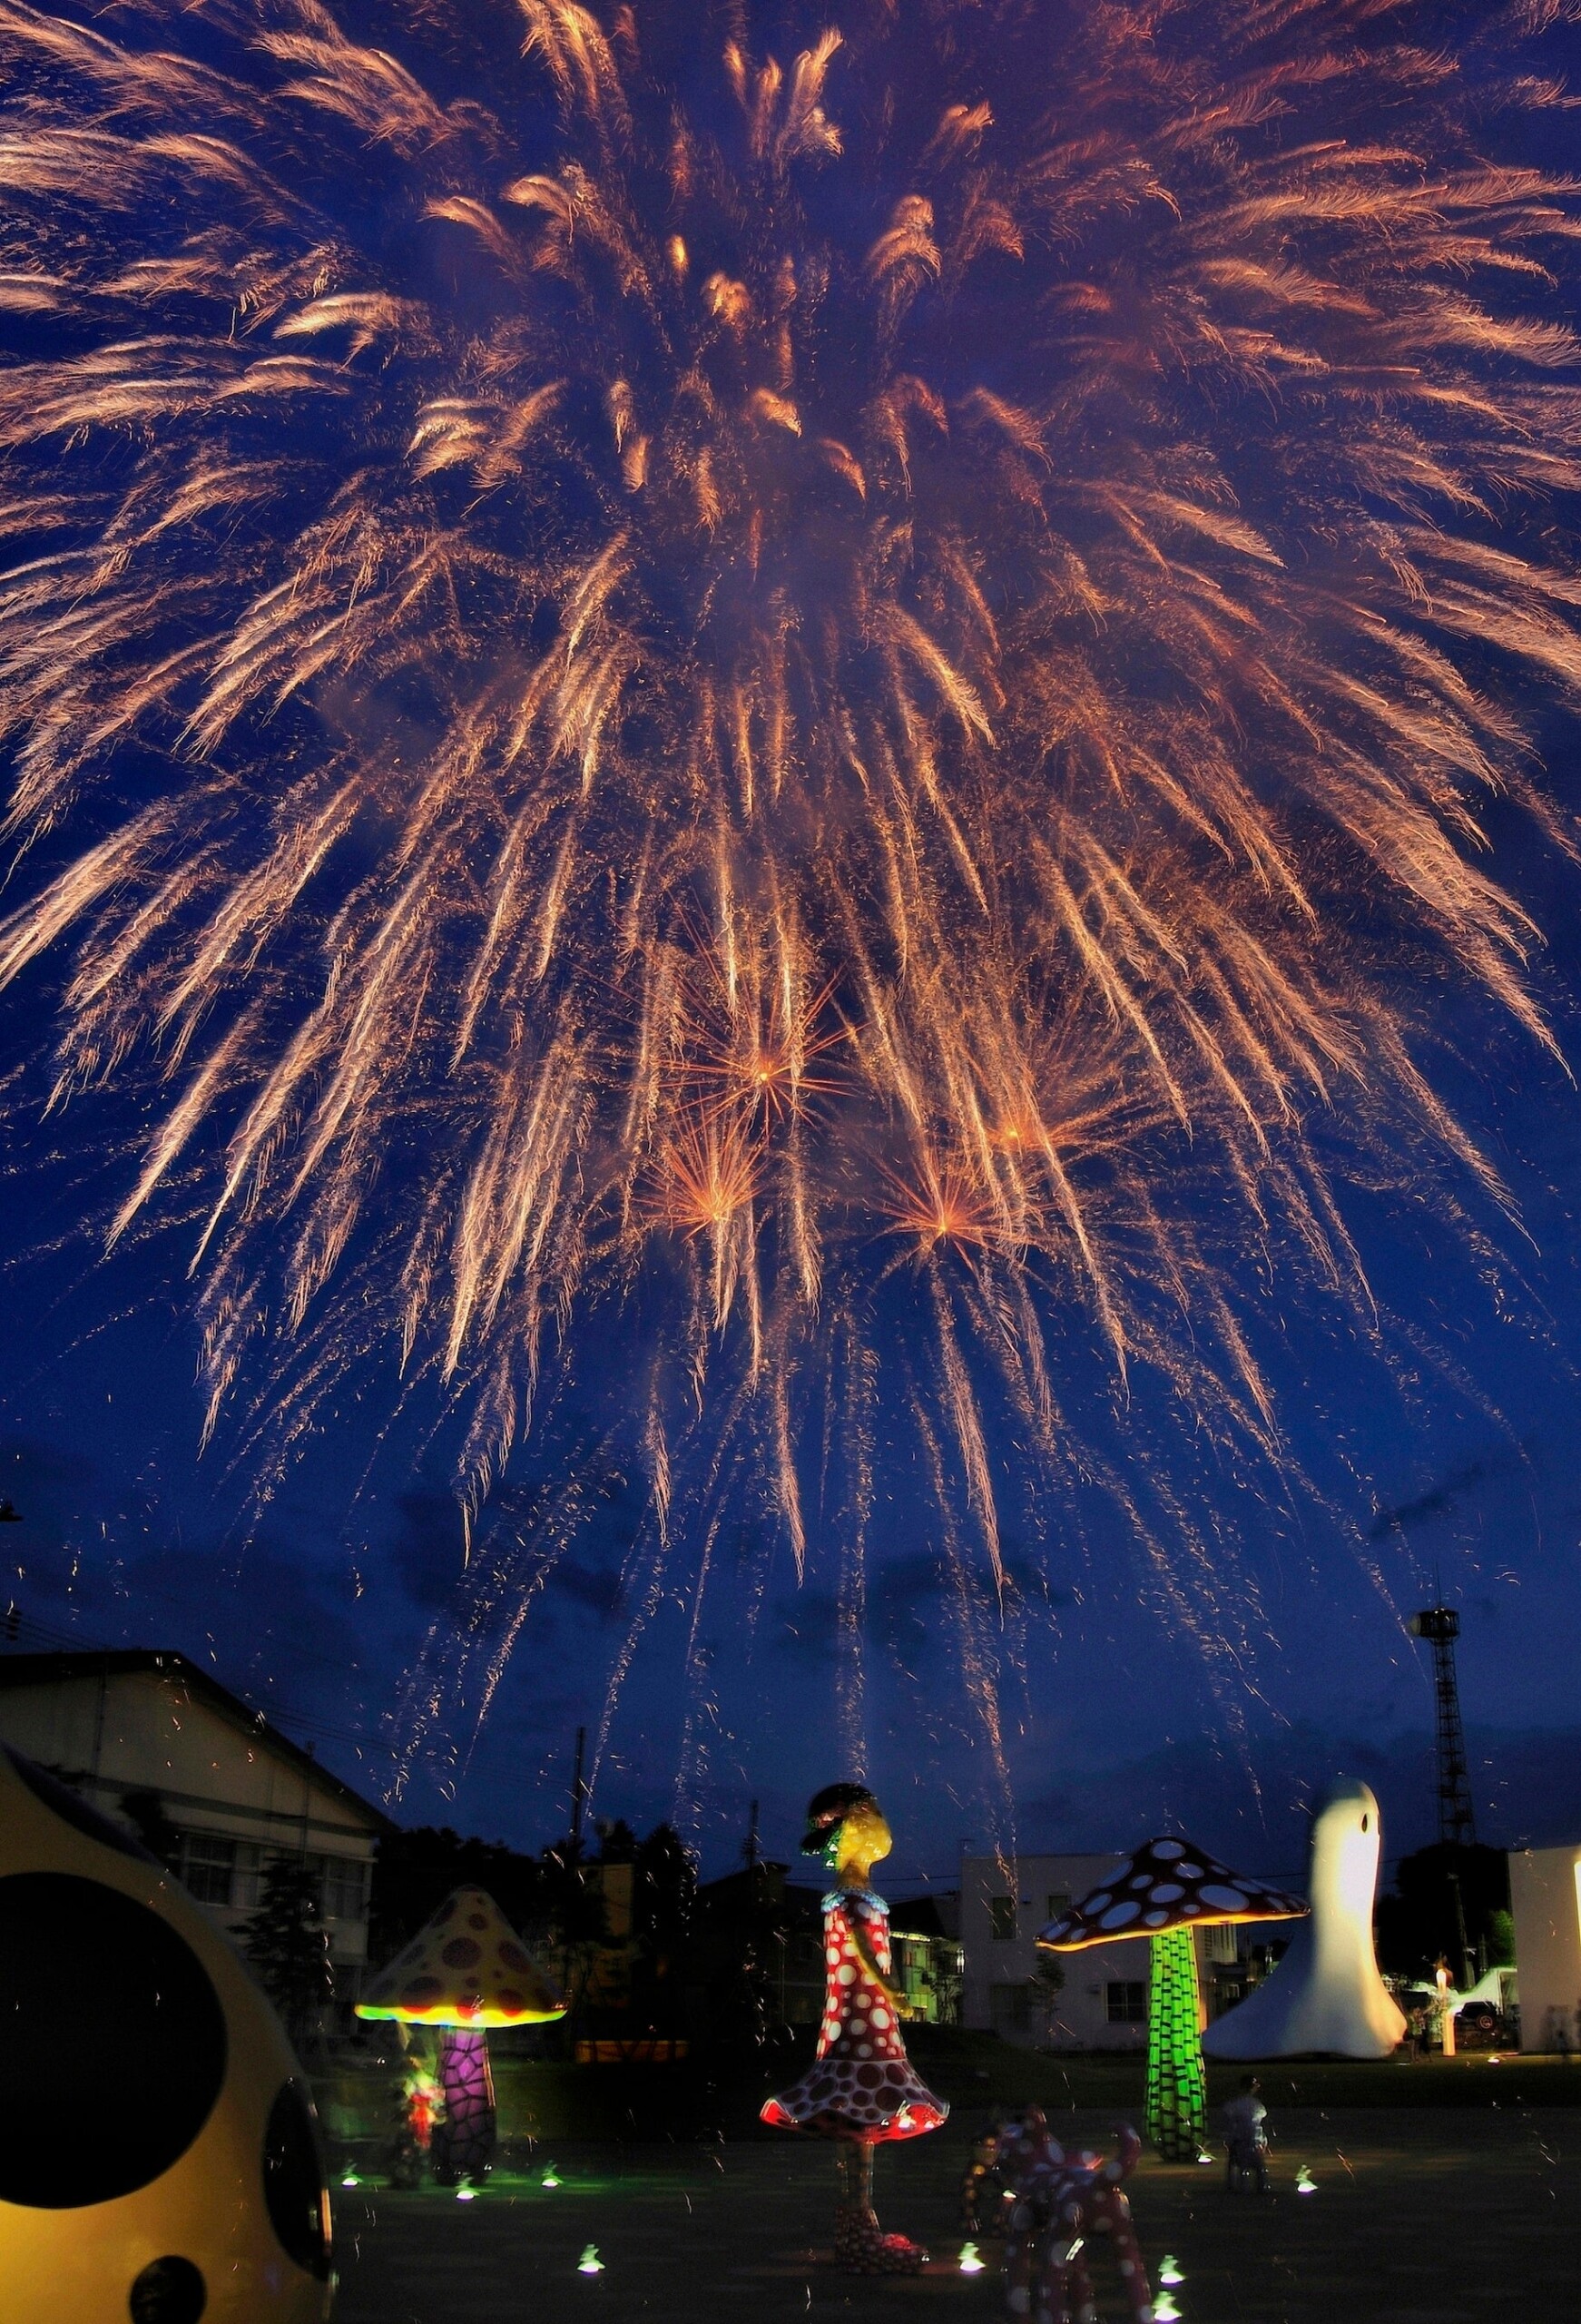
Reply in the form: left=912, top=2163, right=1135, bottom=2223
left=331, top=2108, right=1579, bottom=2322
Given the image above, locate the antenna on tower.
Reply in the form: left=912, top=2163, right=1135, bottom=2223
left=1407, top=1602, right=1476, bottom=1848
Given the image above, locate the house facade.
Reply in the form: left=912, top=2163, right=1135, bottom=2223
left=960, top=1851, right=1242, bottom=2049
left=0, top=1649, right=393, bottom=2001
left=888, top=1893, right=966, bottom=2027
left=1508, top=1842, right=1581, bottom=2053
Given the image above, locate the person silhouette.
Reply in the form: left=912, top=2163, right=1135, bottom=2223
left=1222, top=2073, right=1270, bottom=2192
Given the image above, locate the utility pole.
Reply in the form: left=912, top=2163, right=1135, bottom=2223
left=1408, top=1604, right=1476, bottom=1848
left=570, top=1724, right=586, bottom=1851
left=1447, top=1866, right=1474, bottom=1994
left=743, top=1798, right=761, bottom=1871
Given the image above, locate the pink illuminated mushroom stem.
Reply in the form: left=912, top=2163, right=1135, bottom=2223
left=1038, top=1838, right=1306, bottom=2162
left=356, top=1886, right=565, bottom=2186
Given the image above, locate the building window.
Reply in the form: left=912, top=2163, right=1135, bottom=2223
left=988, top=1896, right=1016, bottom=1941
left=180, top=1832, right=238, bottom=1906
left=310, top=1855, right=369, bottom=1923
left=1106, top=1981, right=1147, bottom=2024
left=231, top=1843, right=263, bottom=1908
left=990, top=1983, right=1032, bottom=2031
left=1046, top=1891, right=1071, bottom=1923
left=1201, top=1922, right=1239, bottom=1965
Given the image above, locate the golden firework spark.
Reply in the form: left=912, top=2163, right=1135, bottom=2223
left=650, top=1118, right=761, bottom=1243
left=0, top=0, right=1578, bottom=1792
left=879, top=1155, right=1004, bottom=1258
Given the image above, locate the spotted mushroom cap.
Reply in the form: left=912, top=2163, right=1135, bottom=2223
left=1036, top=1837, right=1307, bottom=1951
left=355, top=1886, right=566, bottom=2027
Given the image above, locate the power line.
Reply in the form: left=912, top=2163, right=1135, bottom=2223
left=1, top=1600, right=381, bottom=1756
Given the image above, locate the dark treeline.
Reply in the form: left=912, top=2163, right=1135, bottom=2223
left=368, top=1819, right=823, bottom=2058
left=1375, top=1843, right=1513, bottom=1984
left=370, top=1817, right=695, bottom=1962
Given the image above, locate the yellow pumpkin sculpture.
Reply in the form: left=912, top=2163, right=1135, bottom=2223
left=0, top=1741, right=334, bottom=2323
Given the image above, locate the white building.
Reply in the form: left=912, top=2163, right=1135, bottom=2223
left=960, top=1852, right=1242, bottom=2049
left=1508, top=1843, right=1581, bottom=2053
left=0, top=1649, right=392, bottom=1999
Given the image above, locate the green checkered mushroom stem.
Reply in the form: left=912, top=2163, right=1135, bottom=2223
left=1036, top=1837, right=1307, bottom=2162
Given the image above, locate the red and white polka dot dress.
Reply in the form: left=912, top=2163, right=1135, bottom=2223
left=761, top=1888, right=948, bottom=2144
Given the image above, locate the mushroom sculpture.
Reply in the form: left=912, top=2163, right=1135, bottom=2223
left=1039, top=1838, right=1306, bottom=2161
left=356, top=1886, right=565, bottom=2184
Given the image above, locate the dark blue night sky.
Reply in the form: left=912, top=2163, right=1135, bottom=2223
left=6, top=950, right=1581, bottom=1886
left=4, top=0, right=1581, bottom=1891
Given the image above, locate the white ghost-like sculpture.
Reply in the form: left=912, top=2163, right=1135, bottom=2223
left=1203, top=1775, right=1406, bottom=2059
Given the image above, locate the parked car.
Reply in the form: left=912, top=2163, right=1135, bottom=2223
left=1397, top=1965, right=1517, bottom=2049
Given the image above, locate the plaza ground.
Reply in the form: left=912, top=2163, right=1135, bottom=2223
left=329, top=2095, right=1580, bottom=2321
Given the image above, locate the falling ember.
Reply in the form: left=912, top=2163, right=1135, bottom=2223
left=1, top=0, right=1580, bottom=1787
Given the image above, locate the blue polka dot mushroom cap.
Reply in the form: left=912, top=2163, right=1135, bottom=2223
left=1036, top=1837, right=1308, bottom=1950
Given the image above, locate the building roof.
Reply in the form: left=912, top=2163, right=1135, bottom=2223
left=0, top=1650, right=397, bottom=1835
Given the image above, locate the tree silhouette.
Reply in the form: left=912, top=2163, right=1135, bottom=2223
left=240, top=1859, right=334, bottom=2038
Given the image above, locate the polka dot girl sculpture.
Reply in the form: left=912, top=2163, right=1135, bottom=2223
left=761, top=1783, right=948, bottom=2273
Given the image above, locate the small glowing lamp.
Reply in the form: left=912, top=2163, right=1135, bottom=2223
left=578, top=2243, right=604, bottom=2275
left=1154, top=2292, right=1183, bottom=2323
left=542, top=2162, right=563, bottom=2188
left=456, top=2185, right=476, bottom=2202
left=1295, top=2164, right=1317, bottom=2194
left=959, top=2241, right=986, bottom=2274
left=340, top=2170, right=360, bottom=2189
left=1159, top=2254, right=1184, bottom=2286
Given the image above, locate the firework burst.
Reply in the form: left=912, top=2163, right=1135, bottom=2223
left=2, top=0, right=1580, bottom=1791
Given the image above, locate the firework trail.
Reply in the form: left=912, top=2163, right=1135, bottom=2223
left=2, top=0, right=1579, bottom=1790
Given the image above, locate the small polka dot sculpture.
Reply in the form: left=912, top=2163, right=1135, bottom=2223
left=999, top=2110, right=1155, bottom=2324
left=761, top=1783, right=948, bottom=2273
left=357, top=1886, right=565, bottom=2185
left=1038, top=1837, right=1306, bottom=2162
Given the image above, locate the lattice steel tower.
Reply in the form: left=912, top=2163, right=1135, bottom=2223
left=1408, top=1604, right=1476, bottom=1846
